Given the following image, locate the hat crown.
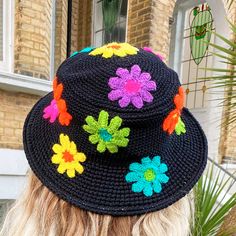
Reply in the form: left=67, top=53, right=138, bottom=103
left=56, top=45, right=181, bottom=122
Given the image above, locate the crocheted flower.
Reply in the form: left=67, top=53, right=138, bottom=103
left=125, top=156, right=169, bottom=197
left=80, top=47, right=95, bottom=53
left=163, top=86, right=186, bottom=135
left=143, top=47, right=164, bottom=61
left=70, top=51, right=79, bottom=57
left=83, top=110, right=130, bottom=153
left=43, top=77, right=72, bottom=126
left=51, top=134, right=86, bottom=178
left=89, top=42, right=138, bottom=58
left=108, top=65, right=156, bottom=109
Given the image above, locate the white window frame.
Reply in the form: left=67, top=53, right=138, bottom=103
left=0, top=0, right=52, bottom=95
left=0, top=0, right=14, bottom=72
left=91, top=0, right=128, bottom=47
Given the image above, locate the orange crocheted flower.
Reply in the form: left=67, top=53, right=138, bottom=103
left=163, top=87, right=186, bottom=135
left=43, top=77, right=72, bottom=126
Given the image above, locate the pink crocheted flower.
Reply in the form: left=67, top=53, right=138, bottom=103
left=143, top=47, right=164, bottom=61
left=43, top=99, right=59, bottom=123
left=108, top=65, right=156, bottom=109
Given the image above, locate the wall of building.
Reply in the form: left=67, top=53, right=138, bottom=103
left=0, top=89, right=39, bottom=149
left=127, top=0, right=152, bottom=48
left=14, top=0, right=52, bottom=79
left=77, top=0, right=92, bottom=50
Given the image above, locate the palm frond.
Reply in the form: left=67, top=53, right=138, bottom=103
left=192, top=162, right=236, bottom=236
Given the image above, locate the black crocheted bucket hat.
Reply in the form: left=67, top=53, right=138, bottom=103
left=23, top=43, right=208, bottom=216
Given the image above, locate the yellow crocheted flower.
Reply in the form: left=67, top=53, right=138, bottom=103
left=89, top=42, right=139, bottom=58
left=51, top=134, right=86, bottom=178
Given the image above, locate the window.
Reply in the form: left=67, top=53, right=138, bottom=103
left=0, top=0, right=13, bottom=72
left=169, top=2, right=214, bottom=109
left=93, top=0, right=128, bottom=47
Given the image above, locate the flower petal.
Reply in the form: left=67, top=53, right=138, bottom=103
left=97, top=141, right=106, bottom=153
left=74, top=162, right=84, bottom=174
left=83, top=125, right=97, bottom=134
left=98, top=110, right=109, bottom=128
left=69, top=141, right=77, bottom=155
left=67, top=169, right=75, bottom=178
left=107, top=116, right=122, bottom=133
left=57, top=163, right=67, bottom=174
left=60, top=134, right=70, bottom=150
left=156, top=174, right=169, bottom=184
left=106, top=143, right=118, bottom=153
left=152, top=156, right=161, bottom=166
left=131, top=65, right=141, bottom=78
left=131, top=96, right=144, bottom=109
left=111, top=137, right=129, bottom=147
left=141, top=157, right=152, bottom=164
left=143, top=81, right=156, bottom=91
left=51, top=154, right=62, bottom=164
left=140, top=90, right=153, bottom=103
left=52, top=144, right=63, bottom=154
left=89, top=134, right=100, bottom=144
left=114, top=127, right=130, bottom=138
left=139, top=72, right=151, bottom=81
left=143, top=182, right=154, bottom=197
left=116, top=68, right=130, bottom=78
left=108, top=77, right=123, bottom=89
left=129, top=162, right=144, bottom=172
left=118, top=95, right=131, bottom=108
left=125, top=171, right=141, bottom=182
left=108, top=89, right=123, bottom=101
left=102, top=48, right=113, bottom=58
left=114, top=49, right=126, bottom=57
left=85, top=116, right=99, bottom=130
left=75, top=152, right=86, bottom=162
left=153, top=179, right=162, bottom=193
left=159, top=163, right=168, bottom=173
left=131, top=179, right=146, bottom=193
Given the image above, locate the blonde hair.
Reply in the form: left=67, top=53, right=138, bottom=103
left=0, top=171, right=192, bottom=236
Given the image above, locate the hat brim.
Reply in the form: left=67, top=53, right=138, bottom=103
left=23, top=92, right=207, bottom=216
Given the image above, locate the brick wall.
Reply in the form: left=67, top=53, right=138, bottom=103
left=54, top=0, right=68, bottom=73
left=0, top=90, right=40, bottom=149
left=14, top=0, right=52, bottom=79
left=127, top=0, right=152, bottom=48
left=219, top=0, right=236, bottom=161
left=77, top=0, right=92, bottom=50
left=71, top=0, right=79, bottom=52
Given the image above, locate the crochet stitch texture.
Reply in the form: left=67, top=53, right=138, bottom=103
left=23, top=42, right=208, bottom=216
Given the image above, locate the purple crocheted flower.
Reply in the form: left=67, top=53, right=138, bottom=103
left=108, top=65, right=156, bottom=109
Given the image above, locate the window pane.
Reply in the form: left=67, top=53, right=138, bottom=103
left=93, top=0, right=128, bottom=46
left=95, top=1, right=103, bottom=31
left=0, top=0, right=3, bottom=61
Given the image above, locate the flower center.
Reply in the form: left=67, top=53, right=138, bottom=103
left=62, top=151, right=74, bottom=162
left=107, top=44, right=121, bottom=49
left=99, top=128, right=112, bottom=142
left=144, top=169, right=156, bottom=182
left=125, top=80, right=141, bottom=93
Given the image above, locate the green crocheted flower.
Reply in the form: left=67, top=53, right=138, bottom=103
left=83, top=110, right=130, bottom=153
left=175, top=117, right=186, bottom=135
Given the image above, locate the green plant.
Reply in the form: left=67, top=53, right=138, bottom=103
left=202, top=19, right=236, bottom=128
left=192, top=161, right=236, bottom=236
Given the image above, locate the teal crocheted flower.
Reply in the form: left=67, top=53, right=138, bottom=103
left=125, top=156, right=169, bottom=197
left=83, top=110, right=130, bottom=153
left=80, top=47, right=95, bottom=53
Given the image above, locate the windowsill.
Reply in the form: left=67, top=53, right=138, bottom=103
left=0, top=71, right=52, bottom=96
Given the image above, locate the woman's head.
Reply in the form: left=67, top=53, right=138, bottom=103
left=1, top=171, right=192, bottom=236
